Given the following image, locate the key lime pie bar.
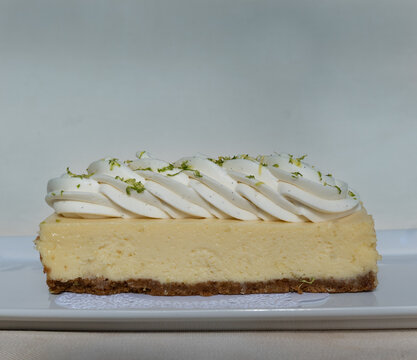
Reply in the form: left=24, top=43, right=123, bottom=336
left=36, top=152, right=379, bottom=295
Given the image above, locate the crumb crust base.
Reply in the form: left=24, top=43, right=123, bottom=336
left=46, top=272, right=377, bottom=296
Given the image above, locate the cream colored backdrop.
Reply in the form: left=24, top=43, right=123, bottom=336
left=1, top=0, right=416, bottom=235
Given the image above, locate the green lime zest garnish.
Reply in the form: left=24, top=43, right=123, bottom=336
left=137, top=151, right=146, bottom=159
left=115, top=176, right=146, bottom=195
left=300, top=277, right=315, bottom=285
left=208, top=154, right=256, bottom=166
left=193, top=170, right=203, bottom=178
left=257, top=156, right=265, bottom=175
left=289, top=154, right=307, bottom=167
left=136, top=167, right=153, bottom=171
left=66, top=167, right=94, bottom=179
left=208, top=156, right=235, bottom=166
left=167, top=161, right=203, bottom=178
left=317, top=171, right=322, bottom=182
left=157, top=164, right=174, bottom=173
left=108, top=158, right=121, bottom=171
left=324, top=182, right=342, bottom=194
left=180, top=160, right=192, bottom=171
left=298, top=277, right=315, bottom=291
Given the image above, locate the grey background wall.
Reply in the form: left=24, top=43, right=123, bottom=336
left=1, top=0, right=416, bottom=235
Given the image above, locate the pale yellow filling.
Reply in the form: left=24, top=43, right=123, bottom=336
left=36, top=209, right=379, bottom=283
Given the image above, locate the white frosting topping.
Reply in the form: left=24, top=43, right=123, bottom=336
left=46, top=152, right=361, bottom=222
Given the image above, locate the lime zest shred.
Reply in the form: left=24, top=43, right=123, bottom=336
left=291, top=171, right=303, bottom=179
left=193, top=170, right=203, bottom=178
left=157, top=164, right=174, bottom=173
left=208, top=156, right=234, bottom=166
left=298, top=277, right=315, bottom=291
left=246, top=175, right=255, bottom=179
left=115, top=176, right=146, bottom=195
left=324, top=181, right=342, bottom=194
left=255, top=181, right=264, bottom=186
left=240, top=154, right=256, bottom=161
left=300, top=277, right=315, bottom=285
left=289, top=154, right=307, bottom=167
left=137, top=151, right=146, bottom=159
left=257, top=155, right=265, bottom=175
left=66, top=167, right=94, bottom=179
left=317, top=170, right=323, bottom=182
left=179, top=161, right=203, bottom=177
left=136, top=167, right=153, bottom=171
left=180, top=160, right=192, bottom=171
left=295, top=154, right=307, bottom=166
left=166, top=160, right=203, bottom=178
left=108, top=158, right=121, bottom=171
left=208, top=154, right=256, bottom=166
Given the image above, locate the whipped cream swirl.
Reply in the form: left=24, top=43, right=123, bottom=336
left=46, top=152, right=361, bottom=222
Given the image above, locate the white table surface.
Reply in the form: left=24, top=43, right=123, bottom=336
left=1, top=330, right=417, bottom=360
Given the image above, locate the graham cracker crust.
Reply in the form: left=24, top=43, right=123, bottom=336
left=46, top=272, right=377, bottom=296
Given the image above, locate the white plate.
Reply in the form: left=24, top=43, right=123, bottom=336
left=1, top=229, right=417, bottom=331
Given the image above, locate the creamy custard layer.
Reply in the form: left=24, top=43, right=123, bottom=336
left=36, top=208, right=378, bottom=284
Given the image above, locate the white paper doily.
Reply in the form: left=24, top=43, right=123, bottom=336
left=55, top=292, right=329, bottom=310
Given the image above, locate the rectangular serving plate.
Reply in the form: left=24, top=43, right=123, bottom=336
left=1, top=229, right=417, bottom=331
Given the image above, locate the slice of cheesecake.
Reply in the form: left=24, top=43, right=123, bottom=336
left=37, top=151, right=380, bottom=295
left=36, top=208, right=378, bottom=295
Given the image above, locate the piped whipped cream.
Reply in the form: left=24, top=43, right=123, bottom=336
left=46, top=152, right=361, bottom=222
